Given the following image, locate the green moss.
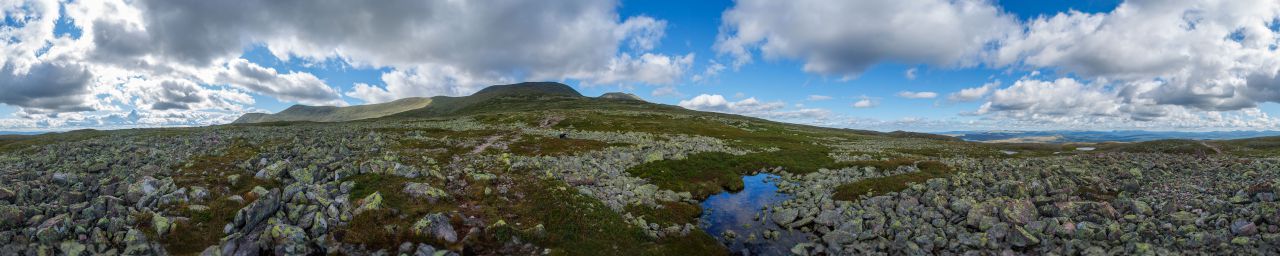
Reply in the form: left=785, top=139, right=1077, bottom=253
left=340, top=174, right=455, bottom=250
left=627, top=152, right=746, bottom=199
left=161, top=138, right=275, bottom=255
left=339, top=208, right=437, bottom=250
left=625, top=201, right=702, bottom=227
left=381, top=128, right=496, bottom=166
left=649, top=230, right=727, bottom=256
left=0, top=129, right=111, bottom=154
left=833, top=160, right=953, bottom=201
left=509, top=135, right=618, bottom=157
left=515, top=179, right=726, bottom=256
left=162, top=198, right=246, bottom=254
left=346, top=174, right=452, bottom=217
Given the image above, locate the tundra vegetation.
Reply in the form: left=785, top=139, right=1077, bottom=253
left=0, top=82, right=1277, bottom=255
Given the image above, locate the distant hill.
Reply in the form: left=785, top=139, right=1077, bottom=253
left=234, top=82, right=591, bottom=124
left=942, top=130, right=1280, bottom=143
left=387, top=82, right=588, bottom=118
left=598, top=92, right=644, bottom=101
left=233, top=81, right=941, bottom=139
left=233, top=97, right=433, bottom=123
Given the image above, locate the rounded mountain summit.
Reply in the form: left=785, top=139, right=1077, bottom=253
left=232, top=82, right=646, bottom=124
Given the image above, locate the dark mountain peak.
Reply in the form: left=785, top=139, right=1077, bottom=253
left=473, top=82, right=582, bottom=97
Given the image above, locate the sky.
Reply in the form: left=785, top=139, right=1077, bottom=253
left=2, top=0, right=1280, bottom=132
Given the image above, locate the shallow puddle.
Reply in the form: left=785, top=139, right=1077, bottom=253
left=699, top=173, right=810, bottom=255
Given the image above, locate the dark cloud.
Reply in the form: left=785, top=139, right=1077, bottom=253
left=149, top=80, right=206, bottom=110
left=121, top=0, right=635, bottom=76
left=0, top=62, right=95, bottom=114
left=216, top=59, right=346, bottom=106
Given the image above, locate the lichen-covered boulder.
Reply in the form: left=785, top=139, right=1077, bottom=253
left=403, top=183, right=448, bottom=203
left=59, top=241, right=86, bottom=256
left=152, top=214, right=173, bottom=238
left=772, top=208, right=799, bottom=226
left=1001, top=199, right=1038, bottom=225
left=232, top=189, right=281, bottom=233
left=413, top=213, right=457, bottom=243
left=1231, top=220, right=1258, bottom=236
left=1007, top=226, right=1040, bottom=247
left=267, top=224, right=311, bottom=255
left=355, top=192, right=382, bottom=215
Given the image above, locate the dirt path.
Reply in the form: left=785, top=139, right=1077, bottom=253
left=472, top=134, right=505, bottom=154
left=539, top=115, right=564, bottom=128
left=1201, top=141, right=1222, bottom=154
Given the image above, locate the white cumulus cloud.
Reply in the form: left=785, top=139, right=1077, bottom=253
left=897, top=91, right=938, bottom=99
left=716, top=0, right=1017, bottom=79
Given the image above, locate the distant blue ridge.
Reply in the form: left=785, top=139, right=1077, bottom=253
left=0, top=131, right=49, bottom=136
left=938, top=130, right=1280, bottom=143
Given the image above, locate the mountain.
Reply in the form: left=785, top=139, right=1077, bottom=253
left=388, top=82, right=587, bottom=118
left=942, top=130, right=1280, bottom=143
left=233, top=97, right=433, bottom=124
left=233, top=82, right=586, bottom=124
left=598, top=92, right=645, bottom=101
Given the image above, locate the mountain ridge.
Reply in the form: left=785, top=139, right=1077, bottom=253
left=232, top=97, right=434, bottom=123
left=233, top=82, right=582, bottom=124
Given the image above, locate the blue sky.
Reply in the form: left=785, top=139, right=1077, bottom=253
left=3, top=0, right=1280, bottom=131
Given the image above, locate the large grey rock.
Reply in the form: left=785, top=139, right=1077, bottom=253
left=189, top=186, right=211, bottom=203
left=125, top=176, right=163, bottom=203
left=965, top=203, right=997, bottom=231
left=413, top=213, right=457, bottom=243
left=268, top=224, right=311, bottom=255
left=413, top=243, right=437, bottom=256
left=122, top=229, right=152, bottom=255
left=1007, top=226, right=1040, bottom=247
left=773, top=208, right=799, bottom=226
left=1231, top=220, right=1258, bottom=236
left=403, top=182, right=448, bottom=203
left=234, top=189, right=281, bottom=232
left=1001, top=199, right=1037, bottom=225
left=152, top=214, right=173, bottom=238
left=59, top=241, right=87, bottom=256
left=815, top=209, right=841, bottom=227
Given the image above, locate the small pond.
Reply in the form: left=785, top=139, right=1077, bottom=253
left=699, top=173, right=810, bottom=255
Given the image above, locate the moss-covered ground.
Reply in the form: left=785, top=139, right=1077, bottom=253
left=832, top=160, right=953, bottom=201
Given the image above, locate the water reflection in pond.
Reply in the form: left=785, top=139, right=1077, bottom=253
left=699, top=173, right=810, bottom=255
